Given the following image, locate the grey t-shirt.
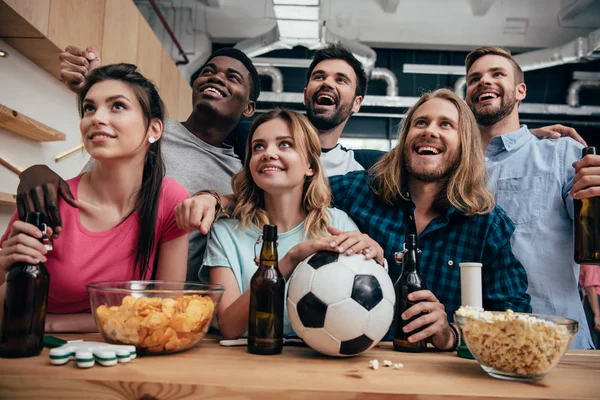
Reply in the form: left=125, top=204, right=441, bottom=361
left=163, top=120, right=242, bottom=282
left=83, top=119, right=242, bottom=282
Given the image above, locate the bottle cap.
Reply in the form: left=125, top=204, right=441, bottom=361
left=263, top=224, right=277, bottom=241
left=459, top=262, right=482, bottom=268
left=582, top=146, right=597, bottom=157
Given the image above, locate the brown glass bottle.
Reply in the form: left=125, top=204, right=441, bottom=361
left=393, top=234, right=427, bottom=352
left=0, top=212, right=51, bottom=358
left=248, top=224, right=284, bottom=355
left=574, top=147, right=600, bottom=265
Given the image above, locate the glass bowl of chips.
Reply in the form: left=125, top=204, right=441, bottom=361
left=454, top=307, right=577, bottom=382
left=88, top=281, right=225, bottom=355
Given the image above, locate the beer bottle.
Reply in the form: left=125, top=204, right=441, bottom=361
left=574, top=146, right=600, bottom=264
left=248, top=224, right=284, bottom=355
left=0, top=212, right=51, bottom=358
left=393, top=234, right=427, bottom=352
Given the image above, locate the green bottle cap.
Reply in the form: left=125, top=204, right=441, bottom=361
left=457, top=337, right=475, bottom=359
left=582, top=146, right=597, bottom=157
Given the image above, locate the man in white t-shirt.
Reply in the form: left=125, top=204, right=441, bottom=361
left=303, top=44, right=378, bottom=176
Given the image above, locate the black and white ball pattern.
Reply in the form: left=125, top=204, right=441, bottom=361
left=287, top=251, right=395, bottom=357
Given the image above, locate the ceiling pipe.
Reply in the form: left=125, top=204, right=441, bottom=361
left=257, top=66, right=284, bottom=94
left=252, top=57, right=311, bottom=68
left=148, top=0, right=189, bottom=65
left=371, top=68, right=398, bottom=97
left=454, top=76, right=467, bottom=99
left=257, top=91, right=600, bottom=116
left=235, top=1, right=377, bottom=76
left=567, top=80, right=600, bottom=107
left=513, top=28, right=600, bottom=71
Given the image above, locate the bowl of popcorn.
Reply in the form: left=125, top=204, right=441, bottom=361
left=454, top=306, right=578, bottom=382
left=88, top=281, right=224, bottom=355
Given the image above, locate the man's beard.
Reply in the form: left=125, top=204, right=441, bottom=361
left=402, top=147, right=460, bottom=183
left=306, top=100, right=353, bottom=131
left=471, top=89, right=518, bottom=127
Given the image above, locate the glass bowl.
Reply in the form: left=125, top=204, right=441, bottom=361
left=454, top=310, right=578, bottom=382
left=88, top=281, right=224, bottom=355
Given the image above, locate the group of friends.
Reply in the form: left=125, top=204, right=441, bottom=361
left=0, top=42, right=598, bottom=350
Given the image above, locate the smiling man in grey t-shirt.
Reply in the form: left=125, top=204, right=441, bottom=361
left=16, top=46, right=260, bottom=282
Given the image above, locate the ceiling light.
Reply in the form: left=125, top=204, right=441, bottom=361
left=274, top=5, right=319, bottom=20
left=0, top=50, right=7, bottom=58
left=273, top=0, right=319, bottom=5
left=277, top=20, right=319, bottom=39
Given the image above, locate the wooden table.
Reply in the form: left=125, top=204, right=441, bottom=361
left=0, top=334, right=598, bottom=399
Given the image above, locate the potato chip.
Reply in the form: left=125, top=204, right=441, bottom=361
left=95, top=294, right=215, bottom=353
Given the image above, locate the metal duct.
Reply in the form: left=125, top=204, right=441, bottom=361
left=323, top=27, right=377, bottom=76
left=179, top=32, right=212, bottom=84
left=257, top=91, right=600, bottom=117
left=257, top=66, right=284, bottom=94
left=234, top=0, right=377, bottom=76
left=252, top=57, right=311, bottom=68
left=559, top=0, right=600, bottom=28
left=514, top=27, right=600, bottom=70
left=454, top=76, right=467, bottom=99
left=371, top=68, right=398, bottom=97
left=567, top=80, right=600, bottom=107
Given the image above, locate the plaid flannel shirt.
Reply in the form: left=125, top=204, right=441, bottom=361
left=329, top=170, right=531, bottom=319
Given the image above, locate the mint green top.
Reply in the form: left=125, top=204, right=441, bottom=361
left=201, top=208, right=359, bottom=335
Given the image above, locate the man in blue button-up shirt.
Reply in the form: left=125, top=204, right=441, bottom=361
left=465, top=46, right=598, bottom=349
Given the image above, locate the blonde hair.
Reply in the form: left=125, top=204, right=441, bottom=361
left=369, top=89, right=495, bottom=216
left=231, top=109, right=331, bottom=238
left=465, top=46, right=524, bottom=84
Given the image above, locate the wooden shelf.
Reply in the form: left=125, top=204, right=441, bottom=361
left=0, top=104, right=65, bottom=142
left=0, top=192, right=17, bottom=207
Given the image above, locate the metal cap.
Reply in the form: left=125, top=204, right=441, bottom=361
left=25, top=212, right=45, bottom=229
left=582, top=146, right=597, bottom=157
left=263, top=224, right=277, bottom=241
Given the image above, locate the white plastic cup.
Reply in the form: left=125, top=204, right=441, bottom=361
left=459, top=262, right=483, bottom=309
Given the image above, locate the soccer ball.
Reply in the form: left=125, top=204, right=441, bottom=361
left=287, top=251, right=395, bottom=357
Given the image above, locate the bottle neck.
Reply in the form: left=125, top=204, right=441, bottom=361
left=402, top=248, right=418, bottom=274
left=259, top=240, right=278, bottom=267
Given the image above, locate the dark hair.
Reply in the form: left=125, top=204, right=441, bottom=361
left=202, top=47, right=261, bottom=102
left=78, top=63, right=166, bottom=280
left=465, top=46, right=524, bottom=84
left=307, top=44, right=368, bottom=98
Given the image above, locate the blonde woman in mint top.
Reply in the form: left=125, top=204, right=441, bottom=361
left=201, top=109, right=385, bottom=340
left=0, top=64, right=189, bottom=332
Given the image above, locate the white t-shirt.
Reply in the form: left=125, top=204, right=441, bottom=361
left=321, top=144, right=365, bottom=177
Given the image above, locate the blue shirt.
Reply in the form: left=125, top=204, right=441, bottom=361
left=201, top=208, right=359, bottom=336
left=329, top=171, right=532, bottom=322
left=485, top=125, right=592, bottom=349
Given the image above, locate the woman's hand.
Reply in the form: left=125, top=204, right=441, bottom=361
left=280, top=227, right=386, bottom=279
left=282, top=236, right=340, bottom=277
left=326, top=226, right=385, bottom=265
left=0, top=221, right=50, bottom=276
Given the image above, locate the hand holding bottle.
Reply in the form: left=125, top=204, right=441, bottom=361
left=0, top=220, right=51, bottom=278
left=571, top=150, right=600, bottom=200
left=400, top=290, right=455, bottom=350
